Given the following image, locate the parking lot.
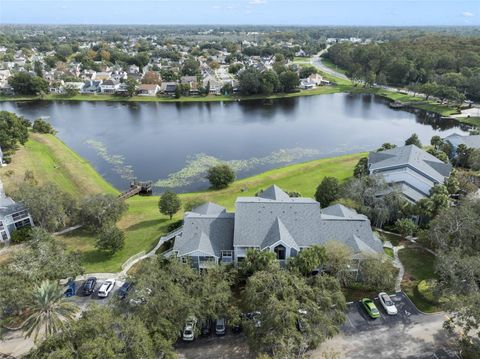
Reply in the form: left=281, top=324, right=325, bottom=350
left=343, top=291, right=422, bottom=333
left=64, top=277, right=124, bottom=310
left=314, top=292, right=461, bottom=359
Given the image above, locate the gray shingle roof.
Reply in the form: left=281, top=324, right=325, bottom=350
left=191, top=202, right=227, bottom=216
left=234, top=186, right=383, bottom=254
left=172, top=209, right=234, bottom=258
left=258, top=185, right=291, bottom=201
left=261, top=217, right=299, bottom=250
left=444, top=133, right=480, bottom=149
left=368, top=145, right=451, bottom=183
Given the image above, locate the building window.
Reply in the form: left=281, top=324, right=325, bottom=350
left=274, top=244, right=286, bottom=260
left=15, top=219, right=31, bottom=229
left=1, top=231, right=7, bottom=241
left=221, top=250, right=233, bottom=258
left=11, top=210, right=29, bottom=222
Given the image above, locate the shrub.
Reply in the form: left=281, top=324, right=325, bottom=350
left=417, top=279, right=438, bottom=304
left=315, top=177, right=340, bottom=207
left=394, top=218, right=418, bottom=237
left=96, top=225, right=125, bottom=253
left=10, top=226, right=33, bottom=244
left=32, top=119, right=56, bottom=134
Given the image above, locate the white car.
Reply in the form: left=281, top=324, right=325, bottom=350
left=182, top=317, right=197, bottom=341
left=97, top=279, right=116, bottom=298
left=378, top=292, right=397, bottom=315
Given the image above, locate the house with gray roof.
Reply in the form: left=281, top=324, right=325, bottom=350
left=166, top=185, right=383, bottom=269
left=444, top=133, right=480, bottom=157
left=368, top=145, right=452, bottom=203
left=0, top=181, right=34, bottom=242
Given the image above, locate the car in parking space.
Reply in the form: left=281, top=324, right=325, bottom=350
left=200, top=318, right=212, bottom=336
left=379, top=292, right=398, bottom=315
left=182, top=317, right=197, bottom=341
left=97, top=279, right=116, bottom=298
left=243, top=311, right=262, bottom=328
left=215, top=317, right=227, bottom=336
left=129, top=287, right=152, bottom=305
left=118, top=282, right=133, bottom=299
left=64, top=279, right=76, bottom=297
left=82, top=277, right=97, bottom=296
left=361, top=298, right=380, bottom=319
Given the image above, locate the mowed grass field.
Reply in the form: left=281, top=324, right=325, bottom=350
left=0, top=133, right=118, bottom=198
left=2, top=132, right=365, bottom=272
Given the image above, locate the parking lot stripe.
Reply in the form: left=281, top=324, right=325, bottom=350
left=346, top=314, right=355, bottom=328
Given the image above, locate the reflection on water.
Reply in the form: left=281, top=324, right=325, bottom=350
left=0, top=93, right=468, bottom=193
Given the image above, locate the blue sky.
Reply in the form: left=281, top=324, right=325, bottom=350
left=1, top=1, right=479, bottom=26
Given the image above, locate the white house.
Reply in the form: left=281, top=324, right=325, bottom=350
left=137, top=84, right=160, bottom=96
left=0, top=180, right=34, bottom=242
left=100, top=79, right=120, bottom=94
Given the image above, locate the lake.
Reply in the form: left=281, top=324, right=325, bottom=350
left=0, top=93, right=468, bottom=193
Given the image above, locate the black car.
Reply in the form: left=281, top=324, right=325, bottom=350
left=200, top=319, right=212, bottom=336
left=118, top=282, right=133, bottom=299
left=82, top=277, right=97, bottom=296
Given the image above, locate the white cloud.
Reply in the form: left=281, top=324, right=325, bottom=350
left=462, top=11, right=475, bottom=17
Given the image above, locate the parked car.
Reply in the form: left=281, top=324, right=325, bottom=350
left=200, top=319, right=212, bottom=336
left=215, top=317, right=226, bottom=336
left=129, top=287, right=152, bottom=305
left=361, top=298, right=380, bottom=319
left=182, top=317, right=197, bottom=341
left=378, top=292, right=398, bottom=315
left=64, top=279, right=76, bottom=297
left=82, top=277, right=97, bottom=296
left=243, top=311, right=262, bottom=328
left=118, top=282, right=133, bottom=299
left=97, top=279, right=116, bottom=298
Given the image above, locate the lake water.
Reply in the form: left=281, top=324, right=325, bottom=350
left=0, top=93, right=468, bottom=193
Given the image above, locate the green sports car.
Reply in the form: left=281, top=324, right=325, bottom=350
left=361, top=298, right=380, bottom=319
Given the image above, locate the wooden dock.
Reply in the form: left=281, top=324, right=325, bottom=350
left=118, top=180, right=153, bottom=200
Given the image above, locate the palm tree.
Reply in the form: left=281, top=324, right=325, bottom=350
left=23, top=279, right=78, bottom=342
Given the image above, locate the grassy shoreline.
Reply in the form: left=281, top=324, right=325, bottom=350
left=0, top=85, right=352, bottom=104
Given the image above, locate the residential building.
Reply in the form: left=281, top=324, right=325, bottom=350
left=100, top=79, right=120, bottom=94
left=0, top=181, right=34, bottom=242
left=368, top=145, right=452, bottom=203
left=165, top=185, right=383, bottom=269
left=137, top=84, right=160, bottom=96
left=81, top=80, right=103, bottom=94
left=444, top=133, right=480, bottom=156
left=161, top=82, right=177, bottom=95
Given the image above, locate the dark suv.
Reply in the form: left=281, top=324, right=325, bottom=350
left=118, top=282, right=133, bottom=299
left=82, top=277, right=97, bottom=296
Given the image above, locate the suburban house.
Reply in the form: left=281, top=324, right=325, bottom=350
left=368, top=145, right=452, bottom=203
left=161, top=82, right=177, bottom=95
left=165, top=185, right=383, bottom=269
left=0, top=181, right=34, bottom=242
left=100, top=79, right=120, bottom=94
left=137, top=84, right=160, bottom=96
left=81, top=80, right=103, bottom=94
left=444, top=133, right=480, bottom=156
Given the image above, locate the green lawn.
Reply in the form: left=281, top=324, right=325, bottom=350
left=456, top=116, right=480, bottom=127
left=398, top=246, right=441, bottom=313
left=0, top=133, right=118, bottom=198
left=384, top=247, right=394, bottom=259
left=351, top=87, right=459, bottom=117
left=60, top=152, right=365, bottom=272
